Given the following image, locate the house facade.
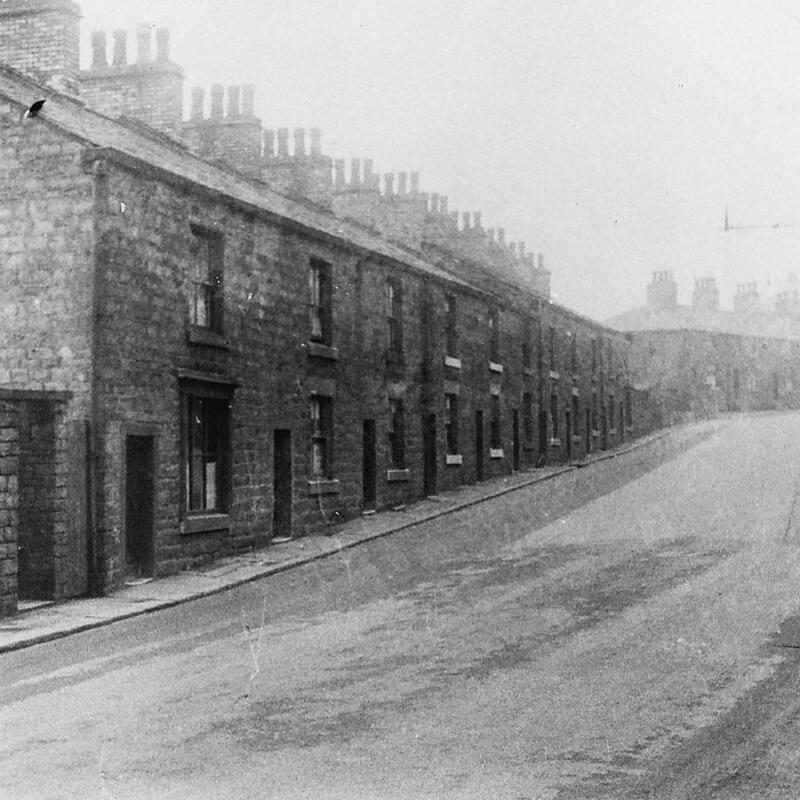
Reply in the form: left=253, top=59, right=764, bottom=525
left=0, top=0, right=643, bottom=616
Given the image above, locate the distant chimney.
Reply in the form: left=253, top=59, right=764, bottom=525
left=155, top=27, right=170, bottom=62
left=190, top=86, right=204, bottom=120
left=0, top=0, right=81, bottom=95
left=733, top=282, right=760, bottom=315
left=310, top=127, right=322, bottom=156
left=692, top=277, right=719, bottom=312
left=210, top=84, right=224, bottom=119
left=646, top=270, right=678, bottom=310
left=226, top=85, right=240, bottom=119
left=112, top=29, right=127, bottom=66
left=136, top=24, right=152, bottom=64
left=277, top=128, right=289, bottom=157
left=91, top=30, right=107, bottom=69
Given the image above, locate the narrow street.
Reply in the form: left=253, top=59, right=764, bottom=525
left=4, top=414, right=800, bottom=799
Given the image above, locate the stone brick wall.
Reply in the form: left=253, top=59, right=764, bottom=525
left=0, top=0, right=80, bottom=95
left=0, top=403, right=19, bottom=617
left=0, top=96, right=95, bottom=415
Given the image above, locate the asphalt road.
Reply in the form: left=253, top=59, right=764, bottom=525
left=3, top=414, right=800, bottom=799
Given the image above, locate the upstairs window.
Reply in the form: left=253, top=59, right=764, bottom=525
left=189, top=227, right=224, bottom=333
left=387, top=278, right=403, bottom=354
left=445, top=394, right=459, bottom=455
left=310, top=396, right=333, bottom=478
left=591, top=392, right=598, bottom=430
left=550, top=393, right=559, bottom=438
left=309, top=259, right=333, bottom=345
left=591, top=338, right=598, bottom=374
left=609, top=395, right=616, bottom=430
left=388, top=398, right=405, bottom=468
left=183, top=390, right=230, bottom=513
left=548, top=326, right=556, bottom=370
left=522, top=319, right=533, bottom=369
left=445, top=294, right=457, bottom=357
left=571, top=395, right=580, bottom=431
left=523, top=392, right=534, bottom=441
left=625, top=390, right=633, bottom=427
left=489, top=309, right=500, bottom=362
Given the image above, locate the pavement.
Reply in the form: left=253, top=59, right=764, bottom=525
left=0, top=423, right=714, bottom=655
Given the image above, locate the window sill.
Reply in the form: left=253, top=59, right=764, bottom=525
left=182, top=513, right=230, bottom=534
left=523, top=442, right=537, bottom=451
left=549, top=437, right=561, bottom=448
left=488, top=361, right=504, bottom=373
left=387, top=468, right=410, bottom=482
left=444, top=355, right=462, bottom=369
left=187, top=326, right=230, bottom=349
left=609, top=428, right=618, bottom=435
left=306, top=478, right=340, bottom=496
left=549, top=370, right=560, bottom=380
left=592, top=429, right=600, bottom=437
left=572, top=387, right=580, bottom=397
left=571, top=435, right=582, bottom=444
left=384, top=350, right=405, bottom=365
left=445, top=454, right=463, bottom=466
left=489, top=448, right=504, bottom=459
left=523, top=367, right=536, bottom=377
left=306, top=341, right=339, bottom=360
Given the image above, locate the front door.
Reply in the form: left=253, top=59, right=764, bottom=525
left=125, top=435, right=155, bottom=579
left=538, top=409, right=548, bottom=467
left=512, top=409, right=520, bottom=471
left=362, top=419, right=376, bottom=511
left=566, top=410, right=572, bottom=460
left=475, top=410, right=484, bottom=481
left=423, top=414, right=437, bottom=496
left=586, top=408, right=592, bottom=454
left=272, top=429, right=292, bottom=540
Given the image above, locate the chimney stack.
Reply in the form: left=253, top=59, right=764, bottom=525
left=646, top=270, right=678, bottom=310
left=91, top=30, right=107, bottom=69
left=210, top=84, right=224, bottom=119
left=136, top=23, right=152, bottom=64
left=155, top=27, right=170, bottom=62
left=190, top=87, right=204, bottom=120
left=692, top=277, right=719, bottom=312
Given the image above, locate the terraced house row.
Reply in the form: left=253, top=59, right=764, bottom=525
left=0, top=0, right=644, bottom=617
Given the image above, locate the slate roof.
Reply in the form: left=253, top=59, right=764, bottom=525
left=0, top=65, right=475, bottom=291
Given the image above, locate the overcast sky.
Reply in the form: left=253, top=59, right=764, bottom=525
left=75, top=0, right=800, bottom=319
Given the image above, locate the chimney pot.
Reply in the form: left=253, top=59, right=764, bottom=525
left=136, top=23, right=152, bottom=64
left=509, top=242, right=517, bottom=257
left=410, top=172, right=420, bottom=194
left=91, top=30, right=107, bottom=69
left=498, top=228, right=506, bottom=245
left=277, top=128, right=289, bottom=157
left=517, top=240, right=525, bottom=258
left=538, top=253, right=545, bottom=270
left=227, top=85, right=241, bottom=119
left=398, top=172, right=408, bottom=195
left=430, top=193, right=439, bottom=213
left=210, top=84, right=224, bottom=119
left=310, top=127, right=322, bottom=156
left=462, top=212, right=471, bottom=230
left=473, top=211, right=482, bottom=230
left=351, top=159, right=362, bottom=187
left=155, top=27, right=169, bottom=62
left=384, top=173, right=395, bottom=196
left=487, top=228, right=496, bottom=242
left=112, top=30, right=128, bottom=66
left=242, top=84, right=255, bottom=117
left=441, top=196, right=448, bottom=214
left=190, top=87, right=204, bottom=120
left=263, top=129, right=275, bottom=157
left=294, top=128, right=306, bottom=157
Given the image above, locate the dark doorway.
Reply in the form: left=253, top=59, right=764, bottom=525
left=272, top=429, right=293, bottom=539
left=512, top=409, right=520, bottom=471
left=125, top=435, right=155, bottom=579
left=601, top=405, right=608, bottom=450
left=538, top=409, right=548, bottom=467
left=475, top=410, right=484, bottom=481
left=586, top=408, right=592, bottom=454
left=566, top=411, right=572, bottom=460
left=362, top=419, right=376, bottom=511
left=423, top=413, right=437, bottom=496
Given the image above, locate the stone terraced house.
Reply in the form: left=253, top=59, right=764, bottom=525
left=0, top=0, right=643, bottom=617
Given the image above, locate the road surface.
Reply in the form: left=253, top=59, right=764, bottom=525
left=3, top=414, right=800, bottom=799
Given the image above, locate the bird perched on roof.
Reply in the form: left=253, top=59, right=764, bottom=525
left=21, top=99, right=45, bottom=121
